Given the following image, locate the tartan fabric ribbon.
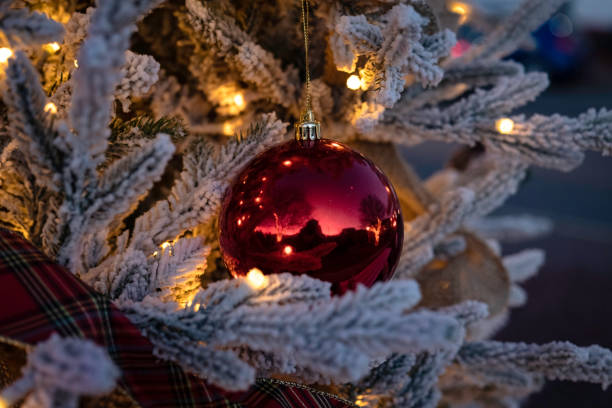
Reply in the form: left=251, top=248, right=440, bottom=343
left=0, top=229, right=353, bottom=408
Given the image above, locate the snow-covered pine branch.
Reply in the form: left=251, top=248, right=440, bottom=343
left=131, top=112, right=287, bottom=253
left=3, top=52, right=64, bottom=190
left=456, top=0, right=569, bottom=63
left=41, top=0, right=166, bottom=271
left=466, top=214, right=553, bottom=242
left=0, top=2, right=64, bottom=46
left=0, top=334, right=119, bottom=408
left=185, top=0, right=297, bottom=109
left=331, top=3, right=455, bottom=109
left=123, top=275, right=464, bottom=390
left=69, top=0, right=163, bottom=170
left=457, top=341, right=612, bottom=389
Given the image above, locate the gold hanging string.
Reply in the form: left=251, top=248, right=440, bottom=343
left=295, top=0, right=320, bottom=140
left=300, top=0, right=312, bottom=113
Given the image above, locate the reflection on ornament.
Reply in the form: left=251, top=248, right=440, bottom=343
left=44, top=102, right=58, bottom=114
left=246, top=268, right=266, bottom=289
left=43, top=42, right=61, bottom=53
left=346, top=74, right=362, bottom=90
left=496, top=118, right=514, bottom=134
left=0, top=48, right=12, bottom=63
left=219, top=139, right=403, bottom=294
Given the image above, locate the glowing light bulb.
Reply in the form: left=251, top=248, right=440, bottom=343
left=0, top=47, right=12, bottom=63
left=282, top=160, right=292, bottom=167
left=44, top=102, right=57, bottom=114
left=246, top=268, right=266, bottom=289
left=193, top=303, right=201, bottom=312
left=346, top=74, right=362, bottom=90
left=222, top=122, right=233, bottom=136
left=74, top=59, right=79, bottom=68
left=161, top=241, right=172, bottom=249
left=496, top=118, right=514, bottom=134
left=233, top=93, right=245, bottom=108
left=448, top=2, right=470, bottom=23
left=283, top=245, right=293, bottom=255
left=355, top=396, right=369, bottom=407
left=0, top=397, right=7, bottom=408
left=44, top=42, right=60, bottom=53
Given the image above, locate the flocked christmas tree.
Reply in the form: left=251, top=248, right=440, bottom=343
left=0, top=0, right=611, bottom=406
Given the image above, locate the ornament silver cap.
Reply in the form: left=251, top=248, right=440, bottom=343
left=295, top=109, right=321, bottom=141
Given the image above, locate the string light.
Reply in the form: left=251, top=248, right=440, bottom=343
left=44, top=102, right=57, bottom=114
left=448, top=1, right=471, bottom=24
left=74, top=59, right=79, bottom=68
left=43, top=42, right=60, bottom=53
left=355, top=396, right=370, bottom=407
left=222, top=122, right=234, bottom=136
left=193, top=303, right=201, bottom=312
left=346, top=74, right=362, bottom=90
left=210, top=85, right=247, bottom=115
left=283, top=245, right=293, bottom=255
left=233, top=93, right=245, bottom=108
left=246, top=268, right=266, bottom=289
left=496, top=118, right=514, bottom=134
left=0, top=47, right=13, bottom=63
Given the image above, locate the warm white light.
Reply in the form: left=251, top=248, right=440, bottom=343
left=0, top=47, right=13, bottom=63
left=449, top=2, right=469, bottom=15
left=44, top=42, right=60, bottom=53
left=449, top=2, right=471, bottom=23
left=0, top=397, right=7, bottom=408
left=496, top=118, right=514, bottom=134
left=282, top=160, right=292, bottom=167
left=346, top=74, right=362, bottom=90
left=355, top=396, right=370, bottom=407
left=44, top=102, right=57, bottom=114
left=161, top=241, right=172, bottom=249
left=283, top=245, right=293, bottom=255
left=193, top=303, right=201, bottom=312
left=233, top=93, right=245, bottom=107
left=210, top=85, right=247, bottom=115
left=222, top=122, right=234, bottom=136
left=74, top=59, right=79, bottom=68
left=246, top=268, right=266, bottom=289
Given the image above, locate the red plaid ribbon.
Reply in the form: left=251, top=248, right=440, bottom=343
left=0, top=229, right=353, bottom=408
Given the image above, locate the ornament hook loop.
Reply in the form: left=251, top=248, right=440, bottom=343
left=295, top=109, right=321, bottom=140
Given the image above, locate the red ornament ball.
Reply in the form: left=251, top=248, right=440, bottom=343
left=218, top=139, right=404, bottom=294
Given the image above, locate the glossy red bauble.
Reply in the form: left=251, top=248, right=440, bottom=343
left=218, top=139, right=403, bottom=294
